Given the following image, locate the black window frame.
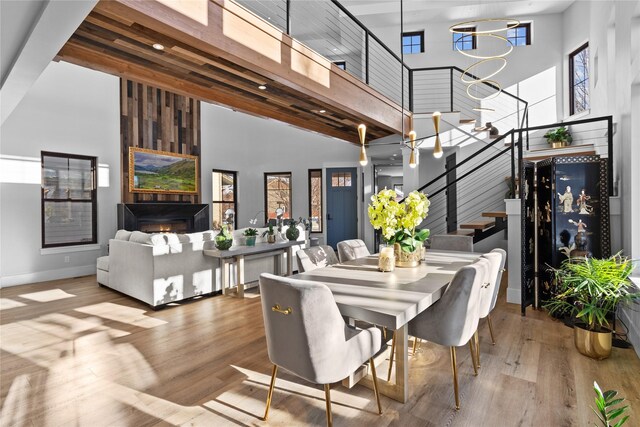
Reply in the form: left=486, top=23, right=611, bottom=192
left=452, top=27, right=477, bottom=51
left=211, top=168, right=238, bottom=230
left=308, top=169, right=323, bottom=233
left=569, top=42, right=590, bottom=116
left=333, top=61, right=346, bottom=71
left=41, top=151, right=97, bottom=249
left=264, top=172, right=292, bottom=225
left=507, top=22, right=531, bottom=47
left=402, top=31, right=424, bottom=55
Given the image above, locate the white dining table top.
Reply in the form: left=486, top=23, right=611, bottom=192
left=292, top=249, right=481, bottom=330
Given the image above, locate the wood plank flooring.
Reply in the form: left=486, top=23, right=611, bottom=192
left=1, top=274, right=639, bottom=426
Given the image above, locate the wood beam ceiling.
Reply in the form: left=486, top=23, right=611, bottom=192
left=57, top=0, right=411, bottom=143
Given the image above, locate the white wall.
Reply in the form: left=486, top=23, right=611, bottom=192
left=0, top=61, right=120, bottom=287
left=199, top=102, right=360, bottom=246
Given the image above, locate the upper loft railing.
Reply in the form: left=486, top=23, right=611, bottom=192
left=235, top=0, right=410, bottom=106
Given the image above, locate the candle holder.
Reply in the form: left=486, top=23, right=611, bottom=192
left=378, top=244, right=395, bottom=272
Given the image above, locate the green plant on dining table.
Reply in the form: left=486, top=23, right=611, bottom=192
left=592, top=381, right=630, bottom=427
left=368, top=189, right=430, bottom=253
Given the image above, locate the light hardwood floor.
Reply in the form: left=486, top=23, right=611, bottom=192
left=1, top=275, right=639, bottom=426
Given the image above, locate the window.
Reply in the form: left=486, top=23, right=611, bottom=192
left=308, top=169, right=322, bottom=232
left=507, top=23, right=531, bottom=46
left=334, top=61, right=346, bottom=71
left=402, top=31, right=424, bottom=54
left=212, top=169, right=237, bottom=230
left=331, top=172, right=352, bottom=187
left=570, top=42, right=590, bottom=115
left=41, top=152, right=97, bottom=248
left=264, top=172, right=291, bottom=223
left=452, top=27, right=476, bottom=51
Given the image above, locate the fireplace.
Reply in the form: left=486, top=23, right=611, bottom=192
left=117, top=203, right=209, bottom=233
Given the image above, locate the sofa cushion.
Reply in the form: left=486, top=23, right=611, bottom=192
left=129, top=231, right=152, bottom=244
left=96, top=256, right=109, bottom=271
left=184, top=230, right=216, bottom=243
left=114, top=230, right=133, bottom=241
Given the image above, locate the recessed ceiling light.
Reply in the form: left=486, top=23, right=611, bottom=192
left=152, top=43, right=165, bottom=50
left=319, top=109, right=326, bottom=113
left=258, top=85, right=267, bottom=90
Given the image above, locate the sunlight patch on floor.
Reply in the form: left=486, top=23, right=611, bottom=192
left=74, top=303, right=168, bottom=328
left=18, top=289, right=76, bottom=302
left=0, top=298, right=26, bottom=310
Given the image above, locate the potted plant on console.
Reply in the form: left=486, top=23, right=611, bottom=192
left=285, top=219, right=300, bottom=241
left=544, top=254, right=639, bottom=360
left=544, top=126, right=572, bottom=148
left=215, top=228, right=233, bottom=250
left=244, top=228, right=259, bottom=246
left=262, top=224, right=276, bottom=244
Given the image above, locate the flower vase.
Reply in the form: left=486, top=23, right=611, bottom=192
left=394, top=242, right=422, bottom=268
left=378, top=244, right=395, bottom=272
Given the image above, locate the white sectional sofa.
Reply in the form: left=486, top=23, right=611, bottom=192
left=97, top=226, right=305, bottom=308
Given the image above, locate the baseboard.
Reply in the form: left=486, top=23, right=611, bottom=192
left=0, top=265, right=96, bottom=288
left=618, top=303, right=640, bottom=359
left=506, top=287, right=521, bottom=305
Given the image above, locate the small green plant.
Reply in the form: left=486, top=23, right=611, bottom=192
left=544, top=126, right=573, bottom=144
left=592, top=381, right=630, bottom=427
left=262, top=224, right=275, bottom=237
left=215, top=228, right=233, bottom=250
left=543, top=254, right=638, bottom=331
left=243, top=228, right=259, bottom=237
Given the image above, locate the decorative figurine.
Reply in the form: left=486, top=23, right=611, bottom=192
left=544, top=201, right=552, bottom=222
left=576, top=188, right=593, bottom=214
left=557, top=185, right=574, bottom=213
left=524, top=179, right=530, bottom=200
left=568, top=218, right=589, bottom=256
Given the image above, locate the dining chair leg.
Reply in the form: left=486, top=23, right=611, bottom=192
left=450, top=347, right=460, bottom=410
left=387, top=331, right=396, bottom=382
left=474, top=330, right=481, bottom=368
left=324, top=384, right=333, bottom=427
left=369, top=358, right=383, bottom=415
left=263, top=364, right=278, bottom=421
left=468, top=340, right=478, bottom=376
left=487, top=314, right=496, bottom=345
left=412, top=337, right=421, bottom=356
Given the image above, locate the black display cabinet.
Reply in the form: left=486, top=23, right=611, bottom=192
left=521, top=155, right=610, bottom=314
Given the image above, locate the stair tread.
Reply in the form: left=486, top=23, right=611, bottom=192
left=459, top=119, right=476, bottom=125
left=460, top=218, right=495, bottom=230
left=482, top=211, right=507, bottom=218
left=448, top=229, right=475, bottom=236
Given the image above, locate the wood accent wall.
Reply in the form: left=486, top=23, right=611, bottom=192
left=121, top=79, right=201, bottom=203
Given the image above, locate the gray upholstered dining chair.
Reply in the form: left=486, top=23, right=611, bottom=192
left=479, top=249, right=506, bottom=346
left=336, top=239, right=371, bottom=262
left=429, top=234, right=474, bottom=252
left=296, top=245, right=339, bottom=273
left=259, top=273, right=383, bottom=426
left=407, top=258, right=489, bottom=410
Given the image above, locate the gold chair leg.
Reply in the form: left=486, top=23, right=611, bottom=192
left=412, top=337, right=421, bottom=356
left=324, top=384, right=333, bottom=427
left=450, top=347, right=460, bottom=410
left=369, top=358, right=383, bottom=415
left=263, top=364, right=278, bottom=421
left=487, top=314, right=496, bottom=345
left=387, top=331, right=396, bottom=382
left=468, top=340, right=478, bottom=376
left=474, top=330, right=481, bottom=368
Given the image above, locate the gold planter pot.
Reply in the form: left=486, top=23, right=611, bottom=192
left=551, top=141, right=570, bottom=149
left=574, top=324, right=612, bottom=360
left=394, top=243, right=422, bottom=268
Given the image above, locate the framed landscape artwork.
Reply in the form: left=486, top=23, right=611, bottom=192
left=128, top=147, right=198, bottom=194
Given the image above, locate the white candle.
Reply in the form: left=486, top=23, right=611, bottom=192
left=378, top=246, right=395, bottom=272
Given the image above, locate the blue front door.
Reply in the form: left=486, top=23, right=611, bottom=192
left=326, top=168, right=358, bottom=249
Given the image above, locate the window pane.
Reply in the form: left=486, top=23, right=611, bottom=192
left=44, top=201, right=94, bottom=245
left=570, top=44, right=589, bottom=115
left=309, top=170, right=322, bottom=232
left=344, top=174, right=352, bottom=187
left=412, top=35, right=420, bottom=44
left=212, top=202, right=235, bottom=230
left=412, top=45, right=420, bottom=54
left=265, top=173, right=291, bottom=219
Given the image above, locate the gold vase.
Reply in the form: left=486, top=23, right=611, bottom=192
left=394, top=242, right=422, bottom=268
left=574, top=324, right=612, bottom=360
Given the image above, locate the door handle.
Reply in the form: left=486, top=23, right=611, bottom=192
left=327, top=213, right=333, bottom=221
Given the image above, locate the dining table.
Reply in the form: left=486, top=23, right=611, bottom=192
left=291, top=249, right=481, bottom=403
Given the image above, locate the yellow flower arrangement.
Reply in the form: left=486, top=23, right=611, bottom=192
left=368, top=189, right=430, bottom=252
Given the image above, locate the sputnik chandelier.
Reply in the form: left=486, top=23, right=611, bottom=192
left=450, top=18, right=519, bottom=111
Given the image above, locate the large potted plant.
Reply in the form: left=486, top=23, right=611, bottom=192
left=368, top=189, right=430, bottom=267
left=544, top=126, right=572, bottom=148
left=544, top=254, right=639, bottom=360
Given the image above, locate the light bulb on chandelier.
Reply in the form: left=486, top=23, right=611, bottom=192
left=358, top=124, right=368, bottom=166
left=409, top=130, right=417, bottom=168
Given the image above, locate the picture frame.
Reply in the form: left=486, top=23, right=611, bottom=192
left=128, top=147, right=198, bottom=194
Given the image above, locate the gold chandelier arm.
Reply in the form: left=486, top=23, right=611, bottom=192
left=449, top=19, right=520, bottom=34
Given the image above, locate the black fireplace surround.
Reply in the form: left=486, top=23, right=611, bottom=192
left=117, top=203, right=210, bottom=233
